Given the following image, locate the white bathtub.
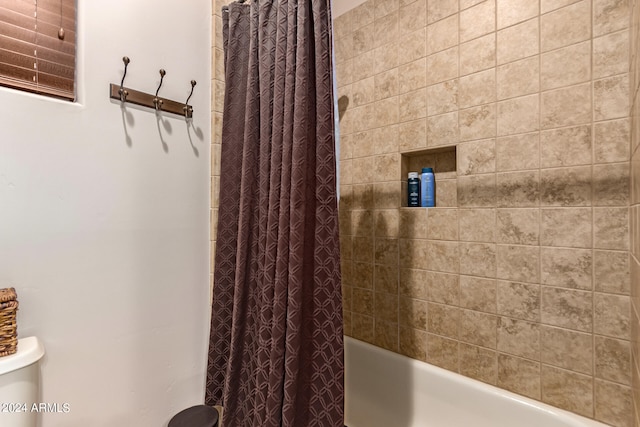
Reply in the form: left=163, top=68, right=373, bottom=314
left=344, top=337, right=608, bottom=427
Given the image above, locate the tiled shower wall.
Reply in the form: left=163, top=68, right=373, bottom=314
left=334, top=0, right=632, bottom=425
left=629, top=1, right=640, bottom=426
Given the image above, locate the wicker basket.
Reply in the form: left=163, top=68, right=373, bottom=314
left=0, top=288, right=18, bottom=357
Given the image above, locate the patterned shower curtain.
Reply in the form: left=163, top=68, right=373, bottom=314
left=205, top=0, right=344, bottom=426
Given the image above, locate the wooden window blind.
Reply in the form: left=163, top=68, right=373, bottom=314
left=0, top=0, right=76, bottom=100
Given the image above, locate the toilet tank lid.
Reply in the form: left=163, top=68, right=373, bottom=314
left=0, top=337, right=45, bottom=375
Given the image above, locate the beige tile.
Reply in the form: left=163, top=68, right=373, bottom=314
left=427, top=240, right=460, bottom=273
left=399, top=326, right=427, bottom=360
left=353, top=288, right=375, bottom=315
left=460, top=276, right=497, bottom=313
left=353, top=50, right=376, bottom=81
left=540, top=166, right=592, bottom=207
left=593, top=163, right=629, bottom=206
left=374, top=125, right=400, bottom=154
left=374, top=153, right=401, bottom=182
left=495, top=133, right=539, bottom=172
left=428, top=303, right=460, bottom=338
left=373, top=13, right=398, bottom=46
left=398, top=28, right=427, bottom=65
left=459, top=208, right=497, bottom=242
left=400, top=268, right=430, bottom=299
left=399, top=88, right=427, bottom=122
left=497, top=18, right=539, bottom=65
left=594, top=207, right=629, bottom=250
left=427, top=111, right=459, bottom=146
left=460, top=310, right=498, bottom=348
left=460, top=0, right=496, bottom=42
left=427, top=47, right=459, bottom=85
left=459, top=343, right=498, bottom=384
left=458, top=139, right=496, bottom=175
left=460, top=104, right=497, bottom=142
left=427, top=333, right=459, bottom=371
left=541, top=247, right=592, bottom=290
left=497, top=245, right=540, bottom=283
left=594, top=293, right=630, bottom=339
left=352, top=210, right=374, bottom=237
left=426, top=0, right=458, bottom=24
left=427, top=79, right=458, bottom=116
left=540, top=41, right=591, bottom=91
left=352, top=0, right=375, bottom=30
left=541, top=325, right=593, bottom=375
left=398, top=209, right=427, bottom=240
left=353, top=235, right=375, bottom=263
left=427, top=15, right=458, bottom=54
left=497, top=354, right=541, bottom=399
left=398, top=0, right=427, bottom=38
left=594, top=119, right=630, bottom=163
left=594, top=250, right=630, bottom=294
left=594, top=380, right=633, bottom=427
left=541, top=365, right=594, bottom=417
left=541, top=287, right=593, bottom=332
left=351, top=104, right=377, bottom=133
left=375, top=264, right=399, bottom=294
left=595, top=336, right=631, bottom=385
left=333, top=11, right=352, bottom=39
left=541, top=0, right=582, bottom=13
left=427, top=208, right=459, bottom=240
left=335, top=35, right=354, bottom=64
left=497, top=281, right=540, bottom=321
left=497, top=57, right=540, bottom=100
left=353, top=76, right=375, bottom=108
left=336, top=59, right=353, bottom=88
left=399, top=119, right=428, bottom=152
left=461, top=0, right=486, bottom=8
left=459, top=69, right=496, bottom=109
left=496, top=0, right=539, bottom=29
left=594, top=31, right=630, bottom=79
left=399, top=59, right=427, bottom=94
left=460, top=242, right=497, bottom=278
left=497, top=317, right=540, bottom=360
left=497, top=209, right=539, bottom=245
left=374, top=43, right=398, bottom=74
left=376, top=96, right=400, bottom=127
left=353, top=184, right=375, bottom=210
left=594, top=75, right=630, bottom=121
left=374, top=0, right=398, bottom=20
left=374, top=320, right=399, bottom=352
left=460, top=33, right=496, bottom=76
left=375, top=291, right=399, bottom=323
left=541, top=208, right=592, bottom=248
left=375, top=68, right=399, bottom=101
left=353, top=262, right=374, bottom=289
left=496, top=170, right=540, bottom=207
left=497, top=94, right=539, bottom=136
left=594, top=0, right=630, bottom=36
left=374, top=182, right=402, bottom=208
left=540, top=125, right=592, bottom=168
left=540, top=0, right=591, bottom=52
left=399, top=296, right=428, bottom=329
left=375, top=237, right=399, bottom=265
left=428, top=271, right=460, bottom=305
left=352, top=313, right=375, bottom=343
left=541, top=83, right=592, bottom=129
left=435, top=179, right=458, bottom=207
left=458, top=174, right=497, bottom=207
left=353, top=23, right=375, bottom=56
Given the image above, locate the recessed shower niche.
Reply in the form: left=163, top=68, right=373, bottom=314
left=401, top=145, right=457, bottom=207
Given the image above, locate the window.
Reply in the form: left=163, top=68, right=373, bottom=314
left=0, top=0, right=76, bottom=101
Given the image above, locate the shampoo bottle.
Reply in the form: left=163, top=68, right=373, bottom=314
left=408, top=172, right=420, bottom=207
left=421, top=167, right=435, bottom=207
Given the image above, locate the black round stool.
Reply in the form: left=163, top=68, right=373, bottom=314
left=168, top=405, right=219, bottom=427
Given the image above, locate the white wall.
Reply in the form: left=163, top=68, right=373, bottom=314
left=332, top=0, right=367, bottom=17
left=0, top=1, right=211, bottom=426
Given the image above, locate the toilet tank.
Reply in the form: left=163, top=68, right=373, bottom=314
left=0, top=337, right=45, bottom=427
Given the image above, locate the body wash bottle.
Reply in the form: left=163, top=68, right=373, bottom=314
left=408, top=172, right=420, bottom=207
left=421, top=167, right=435, bottom=207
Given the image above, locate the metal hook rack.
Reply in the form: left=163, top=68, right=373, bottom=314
left=110, top=56, right=197, bottom=119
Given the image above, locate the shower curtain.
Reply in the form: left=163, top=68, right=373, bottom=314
left=205, top=0, right=344, bottom=426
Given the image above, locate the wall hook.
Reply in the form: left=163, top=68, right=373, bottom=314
left=184, top=80, right=197, bottom=118
left=153, top=69, right=166, bottom=110
left=119, top=56, right=130, bottom=102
